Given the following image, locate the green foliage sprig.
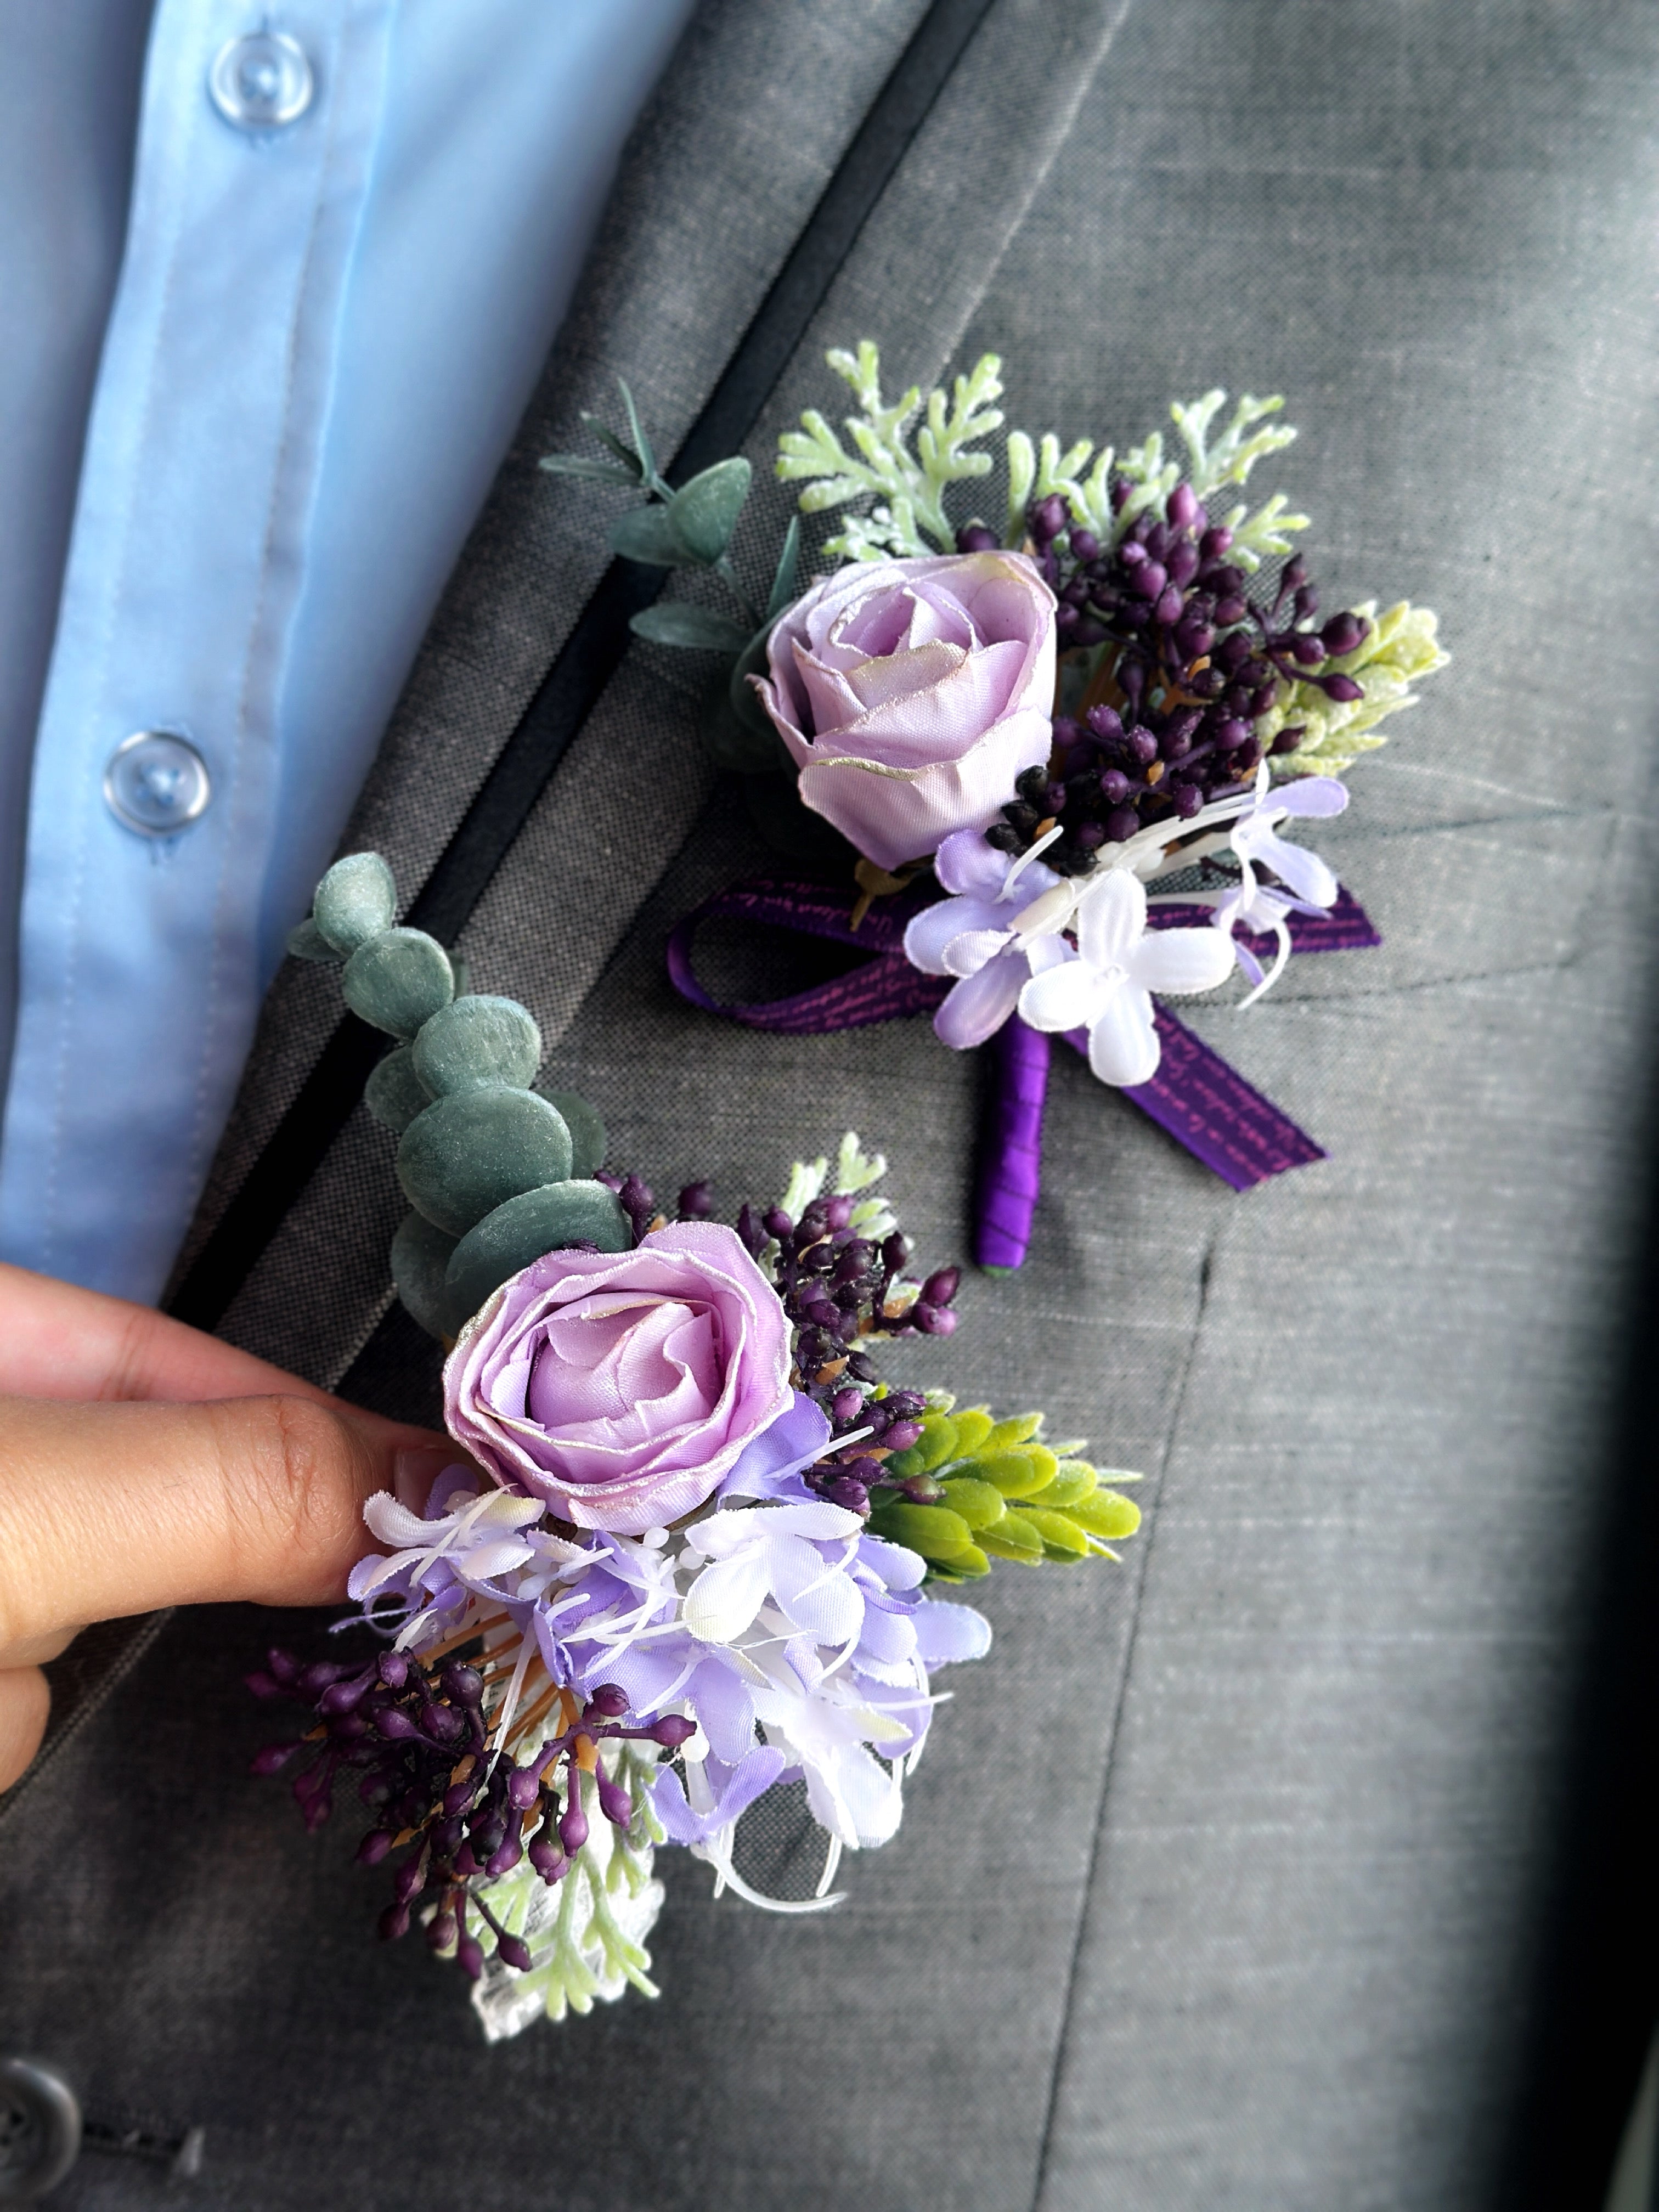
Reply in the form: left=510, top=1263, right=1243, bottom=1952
left=867, top=1400, right=1142, bottom=1583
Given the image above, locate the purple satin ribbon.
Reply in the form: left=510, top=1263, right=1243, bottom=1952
left=666, top=877, right=1380, bottom=1268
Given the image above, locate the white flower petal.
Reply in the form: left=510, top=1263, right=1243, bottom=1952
left=1275, top=774, right=1348, bottom=819
left=1087, top=981, right=1161, bottom=1086
left=941, top=927, right=1013, bottom=978
left=1018, top=958, right=1107, bottom=1034
left=1127, top=924, right=1235, bottom=997
left=1258, top=832, right=1339, bottom=909
left=683, top=1551, right=774, bottom=1644
left=1075, top=868, right=1147, bottom=969
left=1024, top=930, right=1072, bottom=975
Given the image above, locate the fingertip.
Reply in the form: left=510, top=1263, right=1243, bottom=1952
left=0, top=1666, right=50, bottom=1793
left=392, top=1444, right=464, bottom=1515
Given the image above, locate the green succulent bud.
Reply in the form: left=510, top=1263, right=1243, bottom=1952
left=870, top=1402, right=1143, bottom=1584
left=935, top=1476, right=1006, bottom=1532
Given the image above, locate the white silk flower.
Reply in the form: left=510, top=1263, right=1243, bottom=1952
left=1016, top=866, right=1235, bottom=1086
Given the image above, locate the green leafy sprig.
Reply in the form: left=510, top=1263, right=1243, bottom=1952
left=867, top=1400, right=1143, bottom=1583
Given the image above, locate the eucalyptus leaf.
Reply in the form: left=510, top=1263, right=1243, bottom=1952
left=764, top=515, right=802, bottom=624
left=581, top=413, right=646, bottom=479
left=727, top=622, right=780, bottom=743
left=391, top=1211, right=461, bottom=1341
left=617, top=379, right=658, bottom=490
left=539, top=453, right=641, bottom=487
left=701, top=625, right=792, bottom=772
left=702, top=682, right=788, bottom=774
left=665, top=458, right=752, bottom=564
left=285, top=916, right=342, bottom=964
left=609, top=504, right=695, bottom=567
left=314, top=851, right=396, bottom=955
left=630, top=603, right=752, bottom=654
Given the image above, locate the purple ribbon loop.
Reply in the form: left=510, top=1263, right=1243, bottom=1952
left=665, top=878, right=949, bottom=1032
left=667, top=874, right=1380, bottom=1269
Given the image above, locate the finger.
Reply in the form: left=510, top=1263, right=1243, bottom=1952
left=3, top=1628, right=76, bottom=1668
left=0, top=1395, right=454, bottom=1650
left=0, top=1667, right=50, bottom=1792
left=0, top=1262, right=351, bottom=1406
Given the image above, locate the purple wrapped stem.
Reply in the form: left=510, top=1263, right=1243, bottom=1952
left=975, top=1019, right=1052, bottom=1271
left=667, top=874, right=1380, bottom=1271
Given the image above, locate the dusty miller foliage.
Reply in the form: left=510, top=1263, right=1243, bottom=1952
left=775, top=342, right=1310, bottom=572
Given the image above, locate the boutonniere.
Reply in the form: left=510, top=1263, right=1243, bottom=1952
left=544, top=346, right=1447, bottom=1266
left=266, top=856, right=1142, bottom=2038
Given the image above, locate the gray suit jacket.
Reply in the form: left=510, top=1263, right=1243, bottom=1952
left=4, top=3, right=1657, bottom=2204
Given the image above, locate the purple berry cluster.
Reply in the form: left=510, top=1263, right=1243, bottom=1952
left=731, top=1189, right=962, bottom=1519
left=248, top=1647, right=693, bottom=1982
left=963, top=482, right=1369, bottom=877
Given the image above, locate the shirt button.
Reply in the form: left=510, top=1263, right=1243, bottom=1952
left=208, top=30, right=314, bottom=130
left=104, top=731, right=213, bottom=837
left=0, top=2058, right=82, bottom=2203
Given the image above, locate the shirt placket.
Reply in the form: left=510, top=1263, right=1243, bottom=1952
left=0, top=0, right=395, bottom=1299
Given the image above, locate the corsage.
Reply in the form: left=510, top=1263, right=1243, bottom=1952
left=262, top=855, right=1142, bottom=2038
left=543, top=345, right=1448, bottom=1266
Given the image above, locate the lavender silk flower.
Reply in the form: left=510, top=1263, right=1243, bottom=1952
left=903, top=827, right=1069, bottom=1049
left=754, top=550, right=1058, bottom=872
left=443, top=1221, right=793, bottom=1535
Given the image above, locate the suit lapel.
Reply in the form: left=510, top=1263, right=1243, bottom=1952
left=196, top=0, right=1135, bottom=1392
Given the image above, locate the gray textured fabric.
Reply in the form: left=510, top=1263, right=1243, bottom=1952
left=4, top=3, right=1658, bottom=2207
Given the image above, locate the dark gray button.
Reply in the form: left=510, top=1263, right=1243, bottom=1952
left=208, top=31, right=313, bottom=129
left=104, top=731, right=212, bottom=837
left=0, top=2060, right=81, bottom=2203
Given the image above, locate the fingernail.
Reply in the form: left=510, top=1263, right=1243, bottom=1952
left=393, top=1446, right=460, bottom=1515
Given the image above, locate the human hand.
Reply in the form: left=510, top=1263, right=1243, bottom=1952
left=0, top=1263, right=451, bottom=1791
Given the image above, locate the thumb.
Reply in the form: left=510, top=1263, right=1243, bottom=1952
left=0, top=1392, right=453, bottom=1652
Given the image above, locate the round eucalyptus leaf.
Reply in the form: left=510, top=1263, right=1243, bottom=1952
left=666, top=457, right=752, bottom=563
left=314, top=852, right=397, bottom=955
left=397, top=1086, right=572, bottom=1238
left=444, top=1181, right=631, bottom=1323
left=342, top=928, right=454, bottom=1039
left=537, top=1089, right=607, bottom=1177
left=285, top=916, right=342, bottom=964
left=391, top=1210, right=461, bottom=1342
left=364, top=1045, right=432, bottom=1133
left=413, top=995, right=541, bottom=1096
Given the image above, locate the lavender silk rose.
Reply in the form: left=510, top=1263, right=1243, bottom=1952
left=754, top=550, right=1057, bottom=872
left=443, top=1222, right=793, bottom=1535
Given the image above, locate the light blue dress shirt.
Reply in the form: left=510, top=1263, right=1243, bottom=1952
left=0, top=0, right=695, bottom=1304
